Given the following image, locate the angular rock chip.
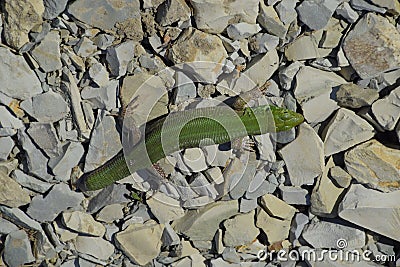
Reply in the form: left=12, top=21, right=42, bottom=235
left=258, top=2, right=287, bottom=39
left=3, top=230, right=35, bottom=267
left=344, top=140, right=400, bottom=192
left=296, top=0, right=341, bottom=30
left=336, top=83, right=379, bottom=108
left=322, top=108, right=375, bottom=156
left=371, top=86, right=400, bottom=131
left=31, top=31, right=62, bottom=72
left=279, top=123, right=324, bottom=186
left=156, top=0, right=191, bottom=26
left=43, top=0, right=68, bottom=19
left=339, top=184, right=400, bottom=242
left=343, top=13, right=400, bottom=79
left=62, top=211, right=105, bottom=237
left=0, top=170, right=30, bottom=208
left=75, top=236, right=114, bottom=260
left=256, top=208, right=291, bottom=244
left=0, top=47, right=42, bottom=100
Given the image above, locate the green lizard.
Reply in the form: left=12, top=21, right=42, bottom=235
left=77, top=104, right=304, bottom=191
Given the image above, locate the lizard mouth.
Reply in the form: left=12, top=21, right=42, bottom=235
left=270, top=106, right=304, bottom=132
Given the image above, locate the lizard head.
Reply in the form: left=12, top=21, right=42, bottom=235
left=270, top=106, right=304, bottom=132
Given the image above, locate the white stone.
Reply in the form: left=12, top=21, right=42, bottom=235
left=322, top=108, right=375, bottom=156
left=182, top=148, right=208, bottom=172
left=371, top=87, right=400, bottom=131
left=339, top=184, right=400, bottom=242
left=279, top=123, right=324, bottom=186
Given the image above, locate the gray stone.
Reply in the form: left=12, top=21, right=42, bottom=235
left=343, top=13, right=400, bottom=79
left=285, top=34, right=320, bottom=61
left=296, top=0, right=341, bottom=30
left=147, top=192, right=185, bottom=223
left=173, top=71, right=197, bottom=104
left=371, top=86, right=400, bottom=131
left=92, top=34, right=115, bottom=50
left=289, top=213, right=309, bottom=245
left=350, top=0, right=386, bottom=13
left=0, top=136, right=14, bottom=160
left=249, top=33, right=280, bottom=53
left=115, top=221, right=164, bottom=265
left=182, top=148, right=208, bottom=172
left=84, top=110, right=122, bottom=172
left=106, top=41, right=135, bottom=77
left=74, top=37, right=97, bottom=58
left=48, top=141, right=84, bottom=181
left=31, top=31, right=62, bottom=72
left=18, top=129, right=52, bottom=181
left=259, top=194, right=297, bottom=220
left=245, top=171, right=278, bottom=199
left=339, top=184, right=400, bottom=242
left=43, top=0, right=68, bottom=19
left=310, top=158, right=344, bottom=217
left=20, top=91, right=69, bottom=123
left=0, top=47, right=42, bottom=100
left=227, top=23, right=261, bottom=40
left=329, top=166, right=352, bottom=188
left=279, top=61, right=303, bottom=90
left=3, top=230, right=35, bottom=267
left=27, top=183, right=84, bottom=222
left=0, top=217, right=19, bottom=235
left=239, top=198, right=258, bottom=213
left=279, top=123, right=324, bottom=186
left=256, top=208, right=291, bottom=243
left=369, top=0, right=400, bottom=14
left=191, top=0, right=259, bottom=34
left=172, top=200, right=238, bottom=241
left=294, top=66, right=346, bottom=123
left=161, top=223, right=180, bottom=246
left=156, top=0, right=191, bottom=26
left=279, top=185, right=310, bottom=205
left=75, top=236, right=114, bottom=261
left=87, top=184, right=130, bottom=213
left=223, top=210, right=258, bottom=246
left=258, top=2, right=288, bottom=39
left=68, top=0, right=142, bottom=40
left=276, top=0, right=298, bottom=25
left=344, top=139, right=400, bottom=192
left=96, top=203, right=125, bottom=223
left=27, top=122, right=61, bottom=158
left=335, top=2, right=359, bottom=23
left=322, top=108, right=375, bottom=157
left=62, top=211, right=105, bottom=237
left=222, top=247, right=240, bottom=263
left=88, top=62, right=110, bottom=87
left=11, top=169, right=52, bottom=193
left=2, top=0, right=44, bottom=49
left=81, top=80, right=118, bottom=110
left=336, top=83, right=379, bottom=108
left=0, top=170, right=30, bottom=208
left=302, top=220, right=365, bottom=249
left=189, top=173, right=219, bottom=200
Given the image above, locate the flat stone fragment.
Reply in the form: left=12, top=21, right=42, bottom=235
left=329, top=166, right=352, bottom=189
left=223, top=210, right=258, bottom=246
left=0, top=136, right=14, bottom=160
left=294, top=66, right=346, bottom=123
left=3, top=230, right=35, bottom=267
left=258, top=2, right=288, bottom=39
left=285, top=34, right=321, bottom=61
left=369, top=0, right=400, bottom=14
left=68, top=0, right=141, bottom=36
left=289, top=213, right=309, bottom=245
left=87, top=184, right=131, bottom=213
left=106, top=41, right=135, bottom=77
left=322, top=108, right=375, bottom=157
left=172, top=200, right=238, bottom=241
left=11, top=169, right=52, bottom=193
left=88, top=62, right=109, bottom=87
left=31, top=31, right=62, bottom=72
left=43, top=0, right=68, bottom=19
left=20, top=91, right=69, bottom=123
left=335, top=2, right=359, bottom=23
left=84, top=111, right=122, bottom=172
left=75, top=236, right=114, bottom=261
left=183, top=148, right=208, bottom=172
left=0, top=106, right=24, bottom=130
left=74, top=37, right=97, bottom=58
left=339, top=184, right=400, bottom=242
left=27, top=183, right=84, bottom=222
left=27, top=122, right=61, bottom=158
left=115, top=221, right=164, bottom=265
left=156, top=0, right=191, bottom=26
left=18, top=129, right=52, bottom=181
left=310, top=158, right=344, bottom=217
left=301, top=220, right=365, bottom=249
left=190, top=0, right=259, bottom=34
left=96, top=203, right=125, bottom=223
left=81, top=80, right=118, bottom=110
left=227, top=23, right=261, bottom=40
left=249, top=33, right=280, bottom=54
left=296, top=0, right=341, bottom=30
left=351, top=0, right=387, bottom=13
left=279, top=123, right=324, bottom=186
left=336, top=83, right=379, bottom=108
left=344, top=140, right=400, bottom=192
left=0, top=170, right=30, bottom=208
left=62, top=211, right=105, bottom=237
left=276, top=0, right=297, bottom=25
left=343, top=13, right=400, bottom=79
left=259, top=194, right=297, bottom=220
left=279, top=185, right=310, bottom=205
left=0, top=47, right=42, bottom=100
left=256, top=208, right=291, bottom=243
left=147, top=192, right=185, bottom=223
left=2, top=0, right=44, bottom=49
left=371, top=86, right=400, bottom=131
